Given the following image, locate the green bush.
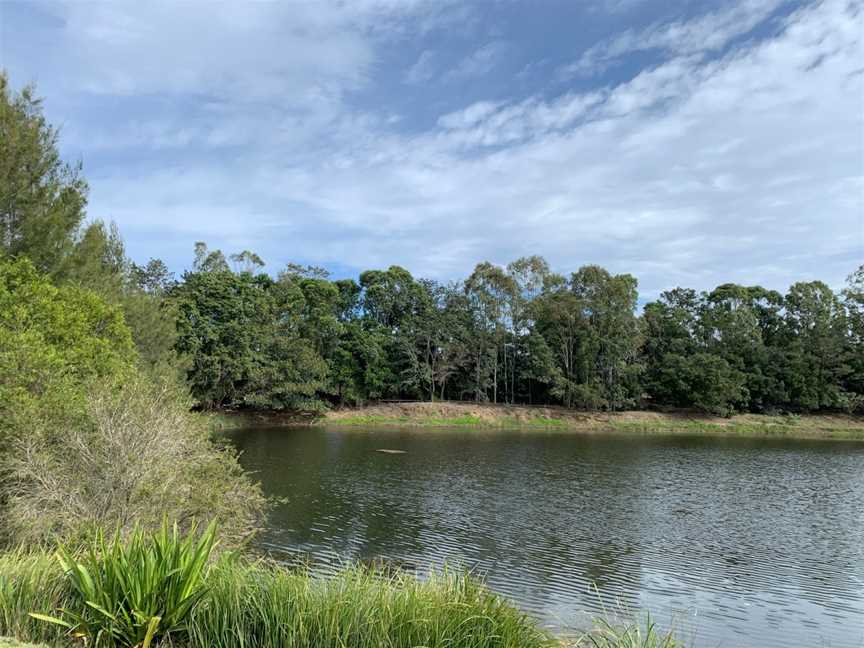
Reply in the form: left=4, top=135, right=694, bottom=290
left=30, top=522, right=217, bottom=648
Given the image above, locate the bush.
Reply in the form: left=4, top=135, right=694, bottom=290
left=0, top=257, right=136, bottom=446
left=0, top=372, right=265, bottom=548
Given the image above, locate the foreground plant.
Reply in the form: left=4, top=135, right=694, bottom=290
left=30, top=521, right=217, bottom=648
left=5, top=530, right=610, bottom=648
left=577, top=616, right=681, bottom=648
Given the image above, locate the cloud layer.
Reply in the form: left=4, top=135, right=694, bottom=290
left=1, top=0, right=861, bottom=297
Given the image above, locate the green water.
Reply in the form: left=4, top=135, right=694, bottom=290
left=228, top=426, right=864, bottom=647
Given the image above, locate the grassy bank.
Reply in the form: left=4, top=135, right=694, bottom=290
left=1, top=551, right=553, bottom=648
left=320, top=402, right=864, bottom=440
left=0, top=545, right=685, bottom=648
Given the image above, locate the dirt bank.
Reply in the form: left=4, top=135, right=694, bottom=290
left=321, top=401, right=864, bottom=440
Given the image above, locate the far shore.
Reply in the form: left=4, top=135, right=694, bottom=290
left=209, top=401, right=864, bottom=441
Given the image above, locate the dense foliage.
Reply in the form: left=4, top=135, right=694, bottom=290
left=2, top=72, right=861, bottom=428
left=172, top=248, right=863, bottom=416
left=0, top=75, right=264, bottom=548
left=0, top=257, right=264, bottom=546
left=29, top=523, right=217, bottom=647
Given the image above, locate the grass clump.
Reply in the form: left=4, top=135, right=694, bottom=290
left=29, top=522, right=217, bottom=647
left=2, top=526, right=556, bottom=648
left=0, top=551, right=71, bottom=646
left=574, top=616, right=681, bottom=647
left=0, top=639, right=46, bottom=648
left=189, top=561, right=555, bottom=648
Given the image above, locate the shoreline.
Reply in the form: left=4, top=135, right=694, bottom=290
left=209, top=402, right=864, bottom=441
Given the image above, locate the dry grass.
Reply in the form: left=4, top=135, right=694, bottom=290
left=320, top=402, right=864, bottom=440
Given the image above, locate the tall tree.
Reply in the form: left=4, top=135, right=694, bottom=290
left=0, top=73, right=90, bottom=277
left=782, top=281, right=849, bottom=410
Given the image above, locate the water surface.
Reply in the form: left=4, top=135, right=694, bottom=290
left=229, top=426, right=864, bottom=647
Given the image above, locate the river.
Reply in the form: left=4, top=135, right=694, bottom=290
left=228, top=425, right=864, bottom=647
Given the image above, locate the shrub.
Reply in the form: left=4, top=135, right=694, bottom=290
left=0, top=372, right=265, bottom=547
left=30, top=522, right=217, bottom=648
left=0, top=257, right=136, bottom=448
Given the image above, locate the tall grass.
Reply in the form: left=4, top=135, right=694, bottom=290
left=188, top=560, right=556, bottom=648
left=574, top=616, right=681, bottom=648
left=0, top=550, right=72, bottom=646
left=1, top=531, right=556, bottom=648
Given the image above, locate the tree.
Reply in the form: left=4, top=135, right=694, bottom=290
left=464, top=262, right=516, bottom=403
left=0, top=73, right=88, bottom=276
left=0, top=257, right=135, bottom=427
left=842, top=265, right=864, bottom=408
left=570, top=266, right=641, bottom=410
left=172, top=246, right=328, bottom=410
left=782, top=281, right=850, bottom=410
left=642, top=288, right=702, bottom=407
left=700, top=284, right=786, bottom=412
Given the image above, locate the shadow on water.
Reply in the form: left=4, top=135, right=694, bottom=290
left=228, top=425, right=864, bottom=648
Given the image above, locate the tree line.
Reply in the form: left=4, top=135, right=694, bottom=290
left=164, top=247, right=863, bottom=416
left=2, top=71, right=862, bottom=420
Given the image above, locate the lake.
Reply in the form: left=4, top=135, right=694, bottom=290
left=228, top=425, right=864, bottom=648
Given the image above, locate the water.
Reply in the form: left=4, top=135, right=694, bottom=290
left=228, top=425, right=864, bottom=647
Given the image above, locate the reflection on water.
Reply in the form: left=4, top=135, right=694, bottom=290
left=228, top=426, right=864, bottom=648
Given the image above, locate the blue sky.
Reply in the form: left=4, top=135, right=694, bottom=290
left=1, top=0, right=862, bottom=297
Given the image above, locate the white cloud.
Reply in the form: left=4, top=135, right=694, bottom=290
left=4, top=0, right=862, bottom=297
left=443, top=41, right=507, bottom=81
left=405, top=50, right=438, bottom=84
left=561, top=0, right=790, bottom=78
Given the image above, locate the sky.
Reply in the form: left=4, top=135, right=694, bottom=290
left=1, top=0, right=862, bottom=298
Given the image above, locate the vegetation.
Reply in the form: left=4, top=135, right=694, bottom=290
left=574, top=617, right=680, bottom=648
left=0, top=74, right=264, bottom=549
left=320, top=402, right=864, bottom=439
left=0, top=259, right=264, bottom=547
left=0, top=68, right=856, bottom=648
left=2, top=527, right=556, bottom=648
left=171, top=244, right=863, bottom=418
left=28, top=523, right=217, bottom=647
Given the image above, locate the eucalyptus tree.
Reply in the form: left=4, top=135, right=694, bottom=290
left=700, top=284, right=786, bottom=411
left=842, top=265, right=864, bottom=405
left=533, top=274, right=585, bottom=407
left=464, top=262, right=518, bottom=403
left=569, top=266, right=641, bottom=410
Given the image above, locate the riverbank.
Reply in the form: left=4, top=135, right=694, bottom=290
left=206, top=402, right=864, bottom=440
left=0, top=549, right=678, bottom=648
left=322, top=402, right=864, bottom=440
